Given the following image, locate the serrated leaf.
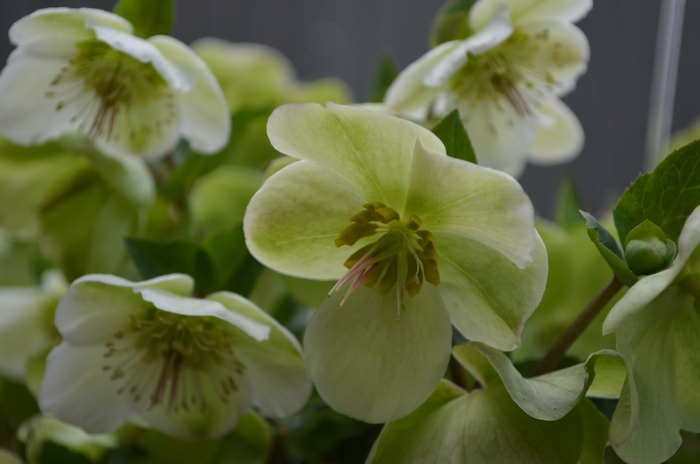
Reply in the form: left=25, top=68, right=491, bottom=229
left=368, top=53, right=399, bottom=103
left=113, top=0, right=174, bottom=38
left=581, top=211, right=638, bottom=287
left=430, top=0, right=476, bottom=46
left=613, top=139, right=700, bottom=244
left=555, top=176, right=585, bottom=230
left=431, top=109, right=477, bottom=164
left=124, top=237, right=215, bottom=296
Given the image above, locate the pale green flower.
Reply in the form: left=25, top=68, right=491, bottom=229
left=38, top=273, right=311, bottom=439
left=244, top=103, right=547, bottom=423
left=0, top=270, right=65, bottom=382
left=0, top=450, right=21, bottom=464
left=385, top=0, right=590, bottom=175
left=602, top=206, right=700, bottom=464
left=0, top=8, right=229, bottom=159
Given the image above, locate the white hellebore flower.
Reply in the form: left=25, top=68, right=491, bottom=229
left=385, top=0, right=591, bottom=175
left=0, top=8, right=230, bottom=159
left=39, top=274, right=311, bottom=440
left=0, top=270, right=66, bottom=382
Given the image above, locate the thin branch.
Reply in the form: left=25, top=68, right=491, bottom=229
left=531, top=276, right=624, bottom=377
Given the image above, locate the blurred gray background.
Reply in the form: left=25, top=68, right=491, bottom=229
left=2, top=0, right=700, bottom=218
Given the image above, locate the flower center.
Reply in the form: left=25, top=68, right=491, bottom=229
left=46, top=40, right=173, bottom=140
left=102, top=310, right=245, bottom=414
left=330, top=202, right=440, bottom=317
left=450, top=29, right=557, bottom=116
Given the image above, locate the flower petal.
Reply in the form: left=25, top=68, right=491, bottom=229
left=207, top=292, right=312, bottom=419
left=39, top=342, right=133, bottom=434
left=138, top=289, right=270, bottom=342
left=436, top=232, right=548, bottom=350
left=149, top=35, right=231, bottom=154
left=384, top=41, right=462, bottom=114
left=266, top=102, right=445, bottom=208
left=56, top=274, right=194, bottom=344
left=604, top=205, right=700, bottom=334
left=244, top=159, right=368, bottom=280
left=303, top=285, right=452, bottom=424
left=529, top=97, right=584, bottom=164
left=405, top=140, right=537, bottom=268
left=10, top=7, right=132, bottom=57
left=423, top=5, right=513, bottom=88
left=470, top=0, right=592, bottom=31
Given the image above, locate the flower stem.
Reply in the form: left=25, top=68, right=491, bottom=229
left=531, top=276, right=624, bottom=377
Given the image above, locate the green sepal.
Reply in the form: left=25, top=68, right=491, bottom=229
left=431, top=109, right=477, bottom=164
left=554, top=176, right=585, bottom=230
left=623, top=220, right=677, bottom=275
left=113, top=0, right=174, bottom=38
left=580, top=211, right=638, bottom=287
left=430, top=0, right=476, bottom=47
left=613, top=138, right=700, bottom=245
left=368, top=53, right=399, bottom=103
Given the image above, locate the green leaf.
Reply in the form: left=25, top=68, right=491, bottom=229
left=613, top=139, right=700, bottom=244
left=581, top=211, right=638, bottom=287
left=124, top=237, right=215, bottom=296
left=368, top=53, right=399, bottom=103
left=431, top=109, right=477, bottom=164
left=555, top=176, right=585, bottom=230
left=430, top=0, right=476, bottom=46
left=201, top=225, right=249, bottom=290
left=113, top=0, right=174, bottom=38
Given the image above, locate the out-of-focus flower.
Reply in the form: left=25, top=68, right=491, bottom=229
left=0, top=270, right=65, bottom=382
left=39, top=274, right=311, bottom=439
left=385, top=0, right=590, bottom=175
left=0, top=8, right=229, bottom=159
left=245, top=103, right=547, bottom=423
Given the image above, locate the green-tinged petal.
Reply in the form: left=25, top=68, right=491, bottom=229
left=0, top=149, right=88, bottom=240
left=55, top=274, right=193, bottom=344
left=39, top=342, right=133, bottom=434
left=281, top=275, right=335, bottom=309
left=610, top=288, right=690, bottom=464
left=454, top=342, right=623, bottom=421
left=285, top=78, right=353, bottom=105
left=0, top=450, right=21, bottom=464
left=604, top=206, right=700, bottom=334
left=244, top=160, right=367, bottom=280
left=405, top=139, right=537, bottom=268
left=190, top=166, right=264, bottom=236
left=266, top=102, right=445, bottom=208
left=208, top=292, right=312, bottom=418
left=470, top=0, right=592, bottom=31
left=304, top=285, right=451, bottom=424
left=367, top=379, right=590, bottom=464
left=530, top=97, right=584, bottom=164
left=437, top=232, right=547, bottom=351
left=384, top=41, right=462, bottom=114
left=149, top=35, right=231, bottom=154
left=9, top=7, right=132, bottom=57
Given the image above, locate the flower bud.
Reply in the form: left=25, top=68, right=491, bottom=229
left=624, top=220, right=676, bottom=275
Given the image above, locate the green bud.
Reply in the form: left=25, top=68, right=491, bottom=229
left=624, top=220, right=677, bottom=275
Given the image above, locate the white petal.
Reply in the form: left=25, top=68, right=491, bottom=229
left=88, top=26, right=193, bottom=92
left=138, top=289, right=270, bottom=342
left=10, top=7, right=132, bottom=55
left=529, top=97, right=584, bottom=164
left=470, top=0, right=592, bottom=31
left=304, top=285, right=452, bottom=424
left=149, top=36, right=230, bottom=154
left=39, top=342, right=133, bottom=434
left=423, top=5, right=514, bottom=88
left=208, top=292, right=312, bottom=419
left=384, top=41, right=462, bottom=113
left=0, top=51, right=85, bottom=145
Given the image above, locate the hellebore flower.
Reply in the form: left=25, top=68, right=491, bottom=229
left=0, top=8, right=230, bottom=159
left=39, top=274, right=311, bottom=439
left=385, top=0, right=590, bottom=174
left=244, top=103, right=547, bottom=423
left=602, top=206, right=700, bottom=464
left=0, top=270, right=65, bottom=382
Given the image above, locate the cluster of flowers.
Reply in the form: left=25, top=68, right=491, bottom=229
left=0, top=1, right=699, bottom=463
